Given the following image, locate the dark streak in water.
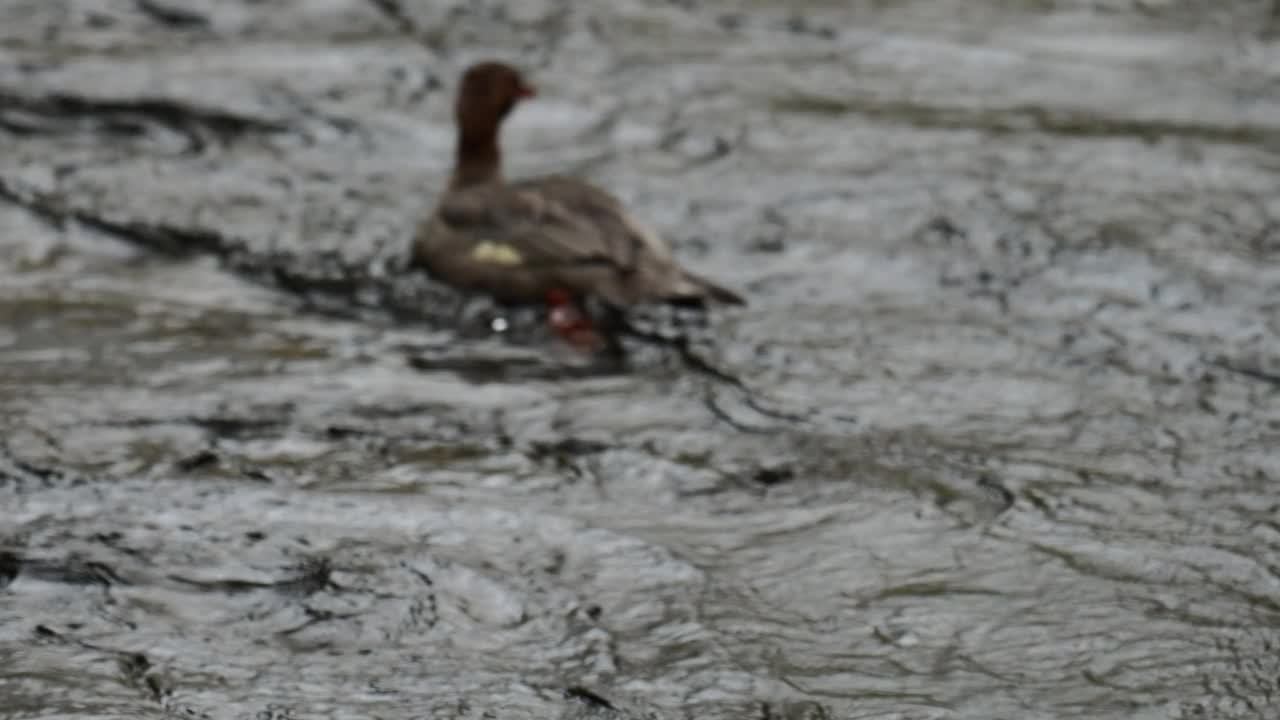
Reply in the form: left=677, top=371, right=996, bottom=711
left=0, top=175, right=230, bottom=256
left=0, top=89, right=287, bottom=152
left=1209, top=358, right=1280, bottom=387
left=365, top=0, right=418, bottom=36
left=169, top=558, right=333, bottom=597
left=134, top=0, right=209, bottom=29
left=564, top=685, right=617, bottom=711
left=774, top=94, right=1280, bottom=147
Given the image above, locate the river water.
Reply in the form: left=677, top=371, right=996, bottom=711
left=2, top=1, right=1279, bottom=718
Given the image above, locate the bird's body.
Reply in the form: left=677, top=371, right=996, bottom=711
left=414, top=175, right=743, bottom=307
left=412, top=61, right=742, bottom=348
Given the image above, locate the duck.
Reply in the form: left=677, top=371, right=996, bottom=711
left=412, top=61, right=744, bottom=349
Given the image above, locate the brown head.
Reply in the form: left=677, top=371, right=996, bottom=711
left=456, top=62, right=535, bottom=131
left=451, top=62, right=535, bottom=188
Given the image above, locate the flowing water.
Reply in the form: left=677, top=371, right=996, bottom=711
left=2, top=1, right=1280, bottom=718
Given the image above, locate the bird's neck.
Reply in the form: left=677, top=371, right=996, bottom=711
left=451, top=126, right=502, bottom=190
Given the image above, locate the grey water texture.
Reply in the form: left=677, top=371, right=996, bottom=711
left=2, top=1, right=1279, bottom=719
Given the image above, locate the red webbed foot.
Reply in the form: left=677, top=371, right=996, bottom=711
left=545, top=289, right=610, bottom=352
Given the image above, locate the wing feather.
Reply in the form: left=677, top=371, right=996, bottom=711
left=435, top=178, right=642, bottom=270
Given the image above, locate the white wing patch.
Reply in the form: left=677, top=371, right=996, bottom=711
left=471, top=241, right=524, bottom=266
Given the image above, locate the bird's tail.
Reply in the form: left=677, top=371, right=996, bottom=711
left=674, top=271, right=746, bottom=307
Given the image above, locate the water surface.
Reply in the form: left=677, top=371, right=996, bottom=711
left=2, top=1, right=1279, bottom=718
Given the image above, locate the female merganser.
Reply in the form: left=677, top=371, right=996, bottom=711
left=412, top=61, right=743, bottom=348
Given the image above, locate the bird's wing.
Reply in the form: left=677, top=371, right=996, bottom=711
left=433, top=177, right=650, bottom=274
